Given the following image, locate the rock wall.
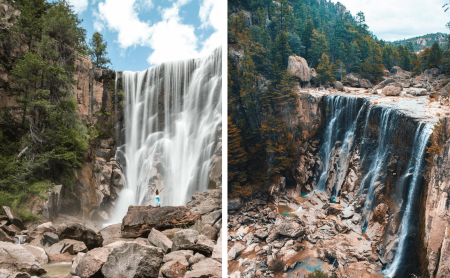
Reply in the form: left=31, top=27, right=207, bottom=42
left=425, top=117, right=450, bottom=277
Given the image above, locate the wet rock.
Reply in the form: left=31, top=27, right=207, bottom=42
left=184, top=258, right=221, bottom=278
left=0, top=269, right=31, bottom=278
left=148, top=228, right=172, bottom=253
left=121, top=206, right=200, bottom=238
left=101, top=242, right=164, bottom=278
left=2, top=207, right=25, bottom=230
left=21, top=245, right=48, bottom=265
left=0, top=242, right=46, bottom=276
left=57, top=223, right=103, bottom=250
left=287, top=55, right=311, bottom=82
left=160, top=260, right=187, bottom=278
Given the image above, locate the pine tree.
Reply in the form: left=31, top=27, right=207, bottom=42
left=88, top=32, right=111, bottom=69
left=302, top=19, right=314, bottom=61
left=427, top=42, right=442, bottom=69
left=14, top=0, right=47, bottom=49
left=310, top=30, right=328, bottom=68
left=316, top=53, right=334, bottom=85
left=228, top=117, right=248, bottom=185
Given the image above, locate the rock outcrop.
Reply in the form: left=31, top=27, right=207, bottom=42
left=121, top=206, right=200, bottom=238
left=287, top=55, right=311, bottom=83
left=57, top=223, right=103, bottom=249
left=0, top=242, right=46, bottom=276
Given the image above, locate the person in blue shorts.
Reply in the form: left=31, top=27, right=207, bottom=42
left=151, top=187, right=164, bottom=207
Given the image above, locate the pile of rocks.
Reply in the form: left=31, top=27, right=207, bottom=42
left=228, top=189, right=384, bottom=277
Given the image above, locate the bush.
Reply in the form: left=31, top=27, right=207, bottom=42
left=307, top=270, right=334, bottom=278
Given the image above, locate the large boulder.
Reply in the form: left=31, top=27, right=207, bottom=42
left=121, top=206, right=200, bottom=238
left=101, top=242, right=164, bottom=278
left=171, top=230, right=214, bottom=256
left=99, top=224, right=121, bottom=246
left=160, top=260, right=187, bottom=278
left=333, top=81, right=344, bottom=90
left=70, top=252, right=85, bottom=276
left=0, top=269, right=31, bottom=278
left=390, top=66, right=403, bottom=75
left=57, top=223, right=103, bottom=249
left=0, top=242, right=46, bottom=276
left=184, top=258, right=221, bottom=278
left=74, top=241, right=125, bottom=278
left=276, top=218, right=305, bottom=238
left=148, top=228, right=172, bottom=253
left=373, top=78, right=396, bottom=91
left=359, top=78, right=372, bottom=88
left=382, top=85, right=402, bottom=96
left=21, top=245, right=48, bottom=265
left=2, top=207, right=25, bottom=230
left=345, top=74, right=360, bottom=87
left=227, top=243, right=245, bottom=261
left=287, top=55, right=311, bottom=82
left=45, top=239, right=88, bottom=255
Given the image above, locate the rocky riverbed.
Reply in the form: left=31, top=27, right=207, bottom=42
left=0, top=188, right=222, bottom=278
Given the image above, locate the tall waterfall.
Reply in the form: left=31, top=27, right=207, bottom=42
left=110, top=48, right=222, bottom=223
left=383, top=123, right=432, bottom=277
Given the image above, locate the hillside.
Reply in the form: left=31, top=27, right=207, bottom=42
left=390, top=32, right=449, bottom=52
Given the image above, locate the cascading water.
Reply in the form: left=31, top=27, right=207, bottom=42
left=315, top=96, right=366, bottom=199
left=109, top=48, right=222, bottom=223
left=383, top=123, right=432, bottom=277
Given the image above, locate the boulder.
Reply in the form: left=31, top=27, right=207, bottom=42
left=333, top=81, right=343, bottom=90
left=359, top=78, right=372, bottom=88
left=373, top=78, right=396, bottom=91
left=57, top=223, right=103, bottom=250
left=325, top=204, right=343, bottom=216
left=276, top=218, right=305, bottom=238
left=45, top=239, right=88, bottom=255
left=163, top=250, right=194, bottom=264
left=345, top=74, right=359, bottom=87
left=189, top=253, right=206, bottom=266
left=0, top=269, right=31, bottom=278
left=0, top=242, right=46, bottom=276
left=101, top=242, right=164, bottom=278
left=121, top=206, right=200, bottom=238
left=201, top=224, right=218, bottom=241
left=254, top=229, right=269, bottom=239
left=2, top=207, right=25, bottom=230
left=148, top=228, right=172, bottom=253
left=35, top=222, right=55, bottom=234
left=186, top=189, right=221, bottom=215
left=382, top=85, right=402, bottom=96
left=42, top=232, right=59, bottom=246
left=287, top=56, right=311, bottom=82
left=212, top=231, right=222, bottom=262
left=161, top=228, right=182, bottom=240
left=390, top=66, right=403, bottom=75
left=21, top=245, right=48, bottom=265
left=70, top=252, right=85, bottom=275
left=228, top=198, right=241, bottom=213
left=74, top=242, right=125, bottom=278
left=99, top=223, right=121, bottom=246
left=160, top=260, right=187, bottom=278
left=228, top=243, right=245, bottom=261
left=0, top=228, right=15, bottom=243
left=172, top=230, right=214, bottom=256
left=184, top=258, right=221, bottom=278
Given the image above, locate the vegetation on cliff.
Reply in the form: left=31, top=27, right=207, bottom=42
left=0, top=0, right=92, bottom=219
left=228, top=0, right=450, bottom=197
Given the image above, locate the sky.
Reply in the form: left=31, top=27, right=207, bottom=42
left=332, top=0, right=450, bottom=41
left=65, top=0, right=225, bottom=72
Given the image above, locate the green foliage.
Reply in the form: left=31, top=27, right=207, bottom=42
left=0, top=0, right=90, bottom=221
left=317, top=53, right=334, bottom=85
left=307, top=270, right=334, bottom=278
left=88, top=32, right=111, bottom=69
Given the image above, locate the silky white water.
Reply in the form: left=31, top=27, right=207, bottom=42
left=109, top=48, right=222, bottom=223
left=383, top=123, right=432, bottom=277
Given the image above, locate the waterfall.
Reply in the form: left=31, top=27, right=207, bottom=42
left=383, top=123, right=432, bottom=277
left=110, top=48, right=222, bottom=223
left=315, top=96, right=365, bottom=198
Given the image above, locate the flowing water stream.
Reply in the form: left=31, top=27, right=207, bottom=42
left=109, top=48, right=222, bottom=223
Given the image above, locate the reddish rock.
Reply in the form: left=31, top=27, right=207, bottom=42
left=121, top=206, right=200, bottom=238
left=160, top=260, right=187, bottom=278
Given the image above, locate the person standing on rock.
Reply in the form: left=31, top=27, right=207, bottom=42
left=151, top=187, right=164, bottom=207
